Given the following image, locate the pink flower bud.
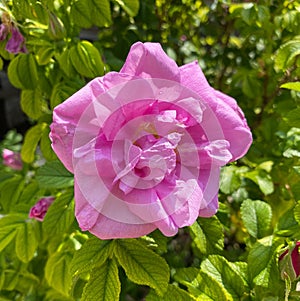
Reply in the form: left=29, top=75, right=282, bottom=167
left=5, top=26, right=27, bottom=54
left=2, top=148, right=23, bottom=170
left=279, top=242, right=300, bottom=281
left=29, top=196, right=55, bottom=222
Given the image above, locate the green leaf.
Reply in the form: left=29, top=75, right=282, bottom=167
left=284, top=108, right=300, bottom=128
left=56, top=49, right=77, bottom=78
left=50, top=79, right=85, bottom=109
left=0, top=214, right=25, bottom=252
left=228, top=261, right=249, bottom=288
left=293, top=201, right=300, bottom=226
left=113, top=0, right=140, bottom=17
left=248, top=236, right=281, bottom=287
left=18, top=181, right=40, bottom=204
left=45, top=251, right=73, bottom=296
left=71, top=0, right=111, bottom=28
left=275, top=38, right=300, bottom=71
left=201, top=255, right=247, bottom=299
left=281, top=82, right=300, bottom=92
left=240, top=199, right=272, bottom=239
left=21, top=123, right=48, bottom=163
left=173, top=267, right=199, bottom=292
left=36, top=161, right=74, bottom=189
left=70, top=41, right=104, bottom=78
left=70, top=237, right=113, bottom=275
left=40, top=127, right=57, bottom=161
left=36, top=46, right=55, bottom=65
left=114, top=239, right=169, bottom=296
left=81, top=259, right=120, bottom=301
left=20, top=89, right=46, bottom=120
left=15, top=221, right=38, bottom=263
left=244, top=169, right=274, bottom=195
left=7, top=54, right=38, bottom=90
left=0, top=57, right=3, bottom=70
left=2, top=270, right=19, bottom=291
left=43, top=190, right=74, bottom=237
left=0, top=175, right=24, bottom=212
left=70, top=0, right=93, bottom=28
left=193, top=271, right=231, bottom=301
left=276, top=208, right=300, bottom=237
left=189, top=216, right=224, bottom=255
left=242, top=72, right=262, bottom=99
left=220, top=165, right=241, bottom=194
left=146, top=284, right=196, bottom=301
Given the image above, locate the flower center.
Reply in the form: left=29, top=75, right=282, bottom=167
left=114, top=133, right=181, bottom=194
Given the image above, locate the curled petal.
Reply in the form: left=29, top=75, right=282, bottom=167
left=179, top=61, right=252, bottom=161
left=120, top=42, right=180, bottom=81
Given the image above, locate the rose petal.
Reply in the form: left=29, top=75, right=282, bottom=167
left=120, top=42, right=180, bottom=81
left=179, top=61, right=252, bottom=161
left=74, top=181, right=155, bottom=239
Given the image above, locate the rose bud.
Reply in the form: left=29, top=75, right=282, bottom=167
left=2, top=148, right=23, bottom=170
left=48, top=12, right=66, bottom=40
left=279, top=242, right=300, bottom=281
left=29, top=196, right=55, bottom=222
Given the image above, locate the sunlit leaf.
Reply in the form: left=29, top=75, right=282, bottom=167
left=81, top=259, right=120, bottom=301
left=114, top=239, right=169, bottom=296
left=240, top=199, right=272, bottom=239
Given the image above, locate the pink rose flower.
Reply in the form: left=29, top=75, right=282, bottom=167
left=50, top=42, right=252, bottom=239
left=29, top=196, right=55, bottom=222
left=2, top=148, right=23, bottom=170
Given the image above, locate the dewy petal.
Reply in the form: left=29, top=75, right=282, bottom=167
left=179, top=61, right=252, bottom=161
left=75, top=181, right=156, bottom=239
left=120, top=42, right=180, bottom=81
left=154, top=178, right=203, bottom=236
left=50, top=73, right=136, bottom=172
left=198, top=167, right=221, bottom=217
left=199, top=194, right=219, bottom=217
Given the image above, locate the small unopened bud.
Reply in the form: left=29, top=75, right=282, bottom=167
left=279, top=242, right=300, bottom=282
left=2, top=149, right=23, bottom=170
left=48, top=12, right=66, bottom=40
left=29, top=196, right=55, bottom=221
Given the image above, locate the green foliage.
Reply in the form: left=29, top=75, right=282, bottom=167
left=0, top=0, right=300, bottom=300
left=81, top=259, right=121, bottom=301
left=114, top=239, right=170, bottom=296
left=240, top=199, right=272, bottom=239
left=36, top=161, right=74, bottom=189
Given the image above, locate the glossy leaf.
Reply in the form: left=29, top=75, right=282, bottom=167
left=113, top=0, right=140, bottom=17
left=21, top=123, right=48, bottom=163
left=201, top=255, right=247, bottom=299
left=70, top=41, right=104, bottom=78
left=114, top=239, right=169, bottom=296
left=189, top=216, right=224, bottom=255
left=43, top=190, right=74, bottom=237
left=146, top=284, right=196, bottom=301
left=20, top=89, right=46, bottom=119
left=240, top=199, right=272, bottom=239
left=45, top=251, right=73, bottom=296
left=36, top=161, right=74, bottom=189
left=7, top=54, right=38, bottom=90
left=15, top=221, right=38, bottom=263
left=81, top=259, right=120, bottom=301
left=70, top=237, right=113, bottom=275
